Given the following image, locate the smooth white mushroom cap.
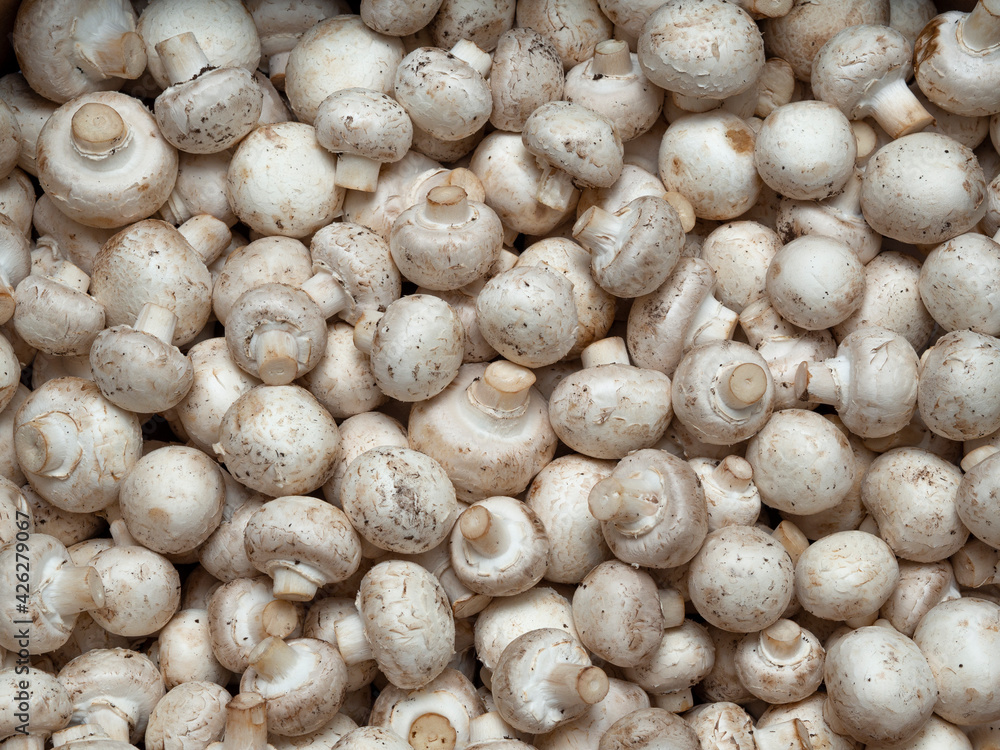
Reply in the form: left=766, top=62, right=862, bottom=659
left=765, top=235, right=865, bottom=330
left=860, top=132, right=987, bottom=244
left=156, top=609, right=232, bottom=689
left=913, top=597, right=1000, bottom=726
left=637, top=0, right=764, bottom=99
left=315, top=87, right=412, bottom=174
left=754, top=101, right=856, bottom=200
left=489, top=28, right=565, bottom=133
left=522, top=101, right=625, bottom=190
left=211, top=236, right=313, bottom=326
left=919, top=232, right=1000, bottom=335
left=88, top=545, right=181, bottom=638
left=824, top=626, right=937, bottom=745
left=144, top=681, right=230, bottom=750
left=700, top=220, right=780, bottom=314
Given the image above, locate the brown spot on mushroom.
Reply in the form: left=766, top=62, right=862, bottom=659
left=725, top=128, right=753, bottom=154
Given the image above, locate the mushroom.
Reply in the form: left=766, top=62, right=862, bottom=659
left=670, top=340, right=775, bottom=446
left=202, top=691, right=272, bottom=750
left=811, top=24, right=933, bottom=138
left=334, top=560, right=455, bottom=690
left=914, top=0, right=1000, bottom=117
left=12, top=0, right=146, bottom=104
left=684, top=702, right=756, bottom=750
left=547, top=337, right=673, bottom=460
left=488, top=29, right=565, bottom=133
left=35, top=94, right=179, bottom=229
left=449, top=496, right=549, bottom=597
left=302, top=323, right=386, bottom=420
left=860, top=132, right=986, bottom=245
left=143, top=681, right=230, bottom=750
left=226, top=122, right=343, bottom=238
left=314, top=88, right=413, bottom=193
left=699, top=221, right=781, bottom=314
left=428, top=0, right=516, bottom=51
left=390, top=185, right=503, bottom=291
left=198, top=474, right=266, bottom=584
left=240, top=636, right=348, bottom=737
left=599, top=708, right=700, bottom=750
left=57, top=647, right=166, bottom=744
left=408, top=361, right=558, bottom=501
left=794, top=326, right=919, bottom=439
left=211, top=237, right=313, bottom=326
left=320, top=412, right=407, bottom=506
left=588, top=448, right=708, bottom=569
left=0, top=73, right=60, bottom=178
left=861, top=447, right=968, bottom=563
left=535, top=676, right=651, bottom=750
left=0, top=667, right=72, bottom=747
left=917, top=330, right=1000, bottom=441
left=734, top=619, right=825, bottom=705
left=152, top=32, right=263, bottom=154
left=637, top=0, right=764, bottom=101
left=303, top=596, right=380, bottom=694
left=919, top=231, right=1000, bottom=336
left=879, top=559, right=960, bottom=637
left=13, top=377, right=142, bottom=514
left=156, top=608, right=232, bottom=689
left=117, top=445, right=225, bottom=556
left=621, top=619, right=715, bottom=707
left=687, top=524, right=795, bottom=633
left=689, top=455, right=761, bottom=530
left=213, top=384, right=341, bottom=497
left=823, top=625, right=937, bottom=745
left=332, top=726, right=412, bottom=750
left=956, top=446, right=1000, bottom=549
left=490, top=628, right=609, bottom=734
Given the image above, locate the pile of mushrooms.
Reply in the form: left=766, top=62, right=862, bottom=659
left=3, top=0, right=1000, bottom=748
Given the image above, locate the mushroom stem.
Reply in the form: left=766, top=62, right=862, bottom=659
left=592, top=39, right=632, bottom=77
left=663, top=191, right=697, bottom=233
left=134, top=302, right=178, bottom=344
left=712, top=455, right=753, bottom=493
left=71, top=102, right=129, bottom=157
left=794, top=360, right=839, bottom=405
left=544, top=664, right=609, bottom=707
left=460, top=505, right=510, bottom=557
left=536, top=162, right=576, bottom=211
left=580, top=337, right=630, bottom=368
left=222, top=692, right=269, bottom=750
left=268, top=52, right=290, bottom=90
left=450, top=39, right=492, bottom=76
left=261, top=599, right=300, bottom=638
left=334, top=612, right=375, bottom=665
left=248, top=636, right=300, bottom=682
left=156, top=32, right=211, bottom=85
left=108, top=517, right=139, bottom=548
left=335, top=153, right=382, bottom=193
left=744, top=0, right=794, bottom=17
left=588, top=468, right=663, bottom=523
left=301, top=268, right=351, bottom=319
left=85, top=704, right=131, bottom=743
left=759, top=620, right=808, bottom=665
left=717, top=362, right=768, bottom=410
left=426, top=185, right=473, bottom=225
left=864, top=77, right=934, bottom=139
left=352, top=310, right=383, bottom=355
left=825, top=169, right=864, bottom=215
left=772, top=521, right=809, bottom=565
left=177, top=214, right=232, bottom=265
left=962, top=0, right=1000, bottom=51
left=43, top=565, right=105, bottom=616
left=252, top=328, right=300, bottom=385
left=686, top=294, right=739, bottom=349
left=409, top=713, right=458, bottom=750
left=469, top=711, right=515, bottom=744
left=573, top=206, right=624, bottom=259
left=739, top=300, right=795, bottom=347
left=48, top=259, right=91, bottom=294
left=653, top=689, right=694, bottom=713
left=78, top=27, right=146, bottom=80
left=14, top=412, right=83, bottom=478
left=659, top=588, right=686, bottom=628
left=467, top=361, right=535, bottom=413
left=271, top=566, right=319, bottom=602
left=961, top=444, right=1000, bottom=472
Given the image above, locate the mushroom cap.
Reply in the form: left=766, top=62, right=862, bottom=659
left=215, top=384, right=341, bottom=497
left=795, top=530, right=899, bottom=621
left=315, top=87, right=413, bottom=162
left=918, top=232, right=1000, bottom=336
left=156, top=609, right=232, bottom=689
left=917, top=329, right=1000, bottom=441
left=155, top=66, right=264, bottom=154
left=144, top=681, right=230, bottom=750
left=284, top=15, right=404, bottom=125
left=211, top=236, right=313, bottom=326
left=357, top=560, right=455, bottom=689
left=35, top=92, right=179, bottom=229
left=522, top=101, right=624, bottom=189
left=700, top=221, right=781, bottom=314
left=637, top=0, right=764, bottom=99
left=824, top=626, right=936, bottom=744
left=657, top=111, right=762, bottom=221
left=622, top=618, right=715, bottom=695
left=89, top=545, right=181, bottom=637
left=137, top=0, right=261, bottom=90
left=341, top=446, right=458, bottom=555
left=754, top=101, right=856, bottom=201
left=599, top=708, right=700, bottom=750
left=914, top=10, right=1000, bottom=117
left=765, top=235, right=866, bottom=330
left=197, top=476, right=264, bottom=583
left=489, top=28, right=565, bottom=133
left=474, top=587, right=578, bottom=671
left=227, top=122, right=344, bottom=238
left=476, top=266, right=579, bottom=368
left=860, top=132, right=986, bottom=244
left=745, top=408, right=855, bottom=515
left=58, top=647, right=166, bottom=743
left=118, top=445, right=225, bottom=555
left=688, top=524, right=794, bottom=632
left=12, top=274, right=105, bottom=357
left=912, top=597, right=1000, bottom=725
left=0, top=667, right=72, bottom=738
left=956, top=449, right=1000, bottom=548
left=89, top=326, right=195, bottom=414
left=572, top=560, right=664, bottom=667
left=90, top=219, right=212, bottom=347
left=860, top=446, right=968, bottom=562
left=244, top=495, right=361, bottom=595
left=302, top=322, right=386, bottom=421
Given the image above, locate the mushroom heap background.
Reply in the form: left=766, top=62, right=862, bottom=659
left=1, top=0, right=1000, bottom=748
